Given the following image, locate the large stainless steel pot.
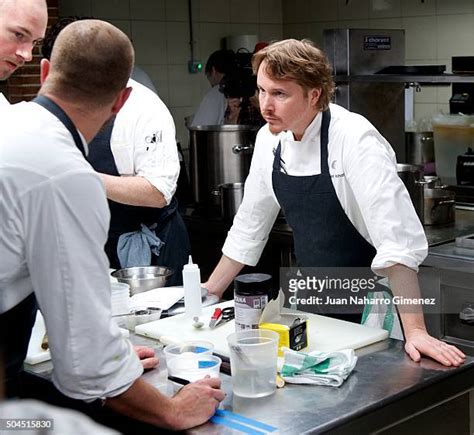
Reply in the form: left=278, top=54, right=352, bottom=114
left=423, top=187, right=456, bottom=226
left=397, top=163, right=425, bottom=222
left=405, top=132, right=434, bottom=166
left=217, top=182, right=244, bottom=221
left=189, top=125, right=258, bottom=206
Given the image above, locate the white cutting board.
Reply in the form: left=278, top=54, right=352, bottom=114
left=135, top=301, right=389, bottom=357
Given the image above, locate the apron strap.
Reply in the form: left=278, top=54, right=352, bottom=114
left=33, top=95, right=87, bottom=158
left=320, top=109, right=331, bottom=175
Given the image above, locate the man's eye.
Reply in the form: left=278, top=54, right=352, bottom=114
left=15, top=32, right=25, bottom=41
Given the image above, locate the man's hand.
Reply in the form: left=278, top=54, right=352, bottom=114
left=134, top=345, right=159, bottom=369
left=404, top=328, right=466, bottom=367
left=167, top=377, right=225, bottom=430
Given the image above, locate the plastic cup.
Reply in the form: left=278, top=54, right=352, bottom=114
left=167, top=354, right=222, bottom=382
left=227, top=329, right=279, bottom=398
left=164, top=340, right=214, bottom=363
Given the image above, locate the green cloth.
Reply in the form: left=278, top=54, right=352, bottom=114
left=280, top=348, right=357, bottom=387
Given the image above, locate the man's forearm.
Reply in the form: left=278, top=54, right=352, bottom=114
left=106, top=378, right=175, bottom=429
left=205, top=255, right=245, bottom=298
left=101, top=174, right=166, bottom=208
left=383, top=264, right=427, bottom=334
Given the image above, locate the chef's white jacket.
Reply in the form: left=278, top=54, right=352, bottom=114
left=0, top=92, right=9, bottom=107
left=191, top=85, right=227, bottom=127
left=0, top=101, right=143, bottom=400
left=223, top=103, right=428, bottom=272
left=111, top=78, right=179, bottom=205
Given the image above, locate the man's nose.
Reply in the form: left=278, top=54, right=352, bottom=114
left=16, top=44, right=33, bottom=62
left=260, top=94, right=273, bottom=112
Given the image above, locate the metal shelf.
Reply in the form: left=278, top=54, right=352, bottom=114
left=333, top=74, right=474, bottom=85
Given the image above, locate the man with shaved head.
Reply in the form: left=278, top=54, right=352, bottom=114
left=0, top=0, right=47, bottom=104
left=0, top=20, right=224, bottom=431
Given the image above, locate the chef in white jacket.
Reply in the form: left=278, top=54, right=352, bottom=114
left=0, top=19, right=224, bottom=430
left=0, top=0, right=46, bottom=104
left=191, top=49, right=236, bottom=127
left=205, top=39, right=465, bottom=368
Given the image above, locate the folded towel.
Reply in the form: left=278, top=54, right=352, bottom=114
left=117, top=224, right=164, bottom=268
left=280, top=348, right=357, bottom=387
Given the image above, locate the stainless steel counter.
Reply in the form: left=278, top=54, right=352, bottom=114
left=423, top=208, right=474, bottom=247
left=139, top=336, right=474, bottom=434
left=25, top=331, right=474, bottom=434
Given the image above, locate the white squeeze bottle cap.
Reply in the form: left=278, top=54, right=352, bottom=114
left=182, top=255, right=202, bottom=320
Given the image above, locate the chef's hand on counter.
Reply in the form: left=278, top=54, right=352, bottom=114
left=404, top=328, right=466, bottom=367
left=134, top=345, right=159, bottom=369
left=204, top=254, right=245, bottom=299
left=106, top=377, right=225, bottom=430
left=383, top=264, right=466, bottom=367
left=169, top=377, right=226, bottom=430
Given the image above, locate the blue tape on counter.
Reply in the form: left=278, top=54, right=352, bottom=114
left=214, top=409, right=277, bottom=433
left=211, top=416, right=265, bottom=434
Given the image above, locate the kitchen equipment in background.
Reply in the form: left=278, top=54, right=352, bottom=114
left=189, top=125, right=257, bottom=206
left=451, top=57, right=474, bottom=115
left=377, top=65, right=446, bottom=75
left=405, top=131, right=435, bottom=174
left=457, top=148, right=474, bottom=186
left=225, top=35, right=258, bottom=52
left=324, top=29, right=406, bottom=160
left=423, top=187, right=456, bottom=226
left=215, top=182, right=244, bottom=221
left=419, top=238, right=474, bottom=355
left=111, top=266, right=173, bottom=296
left=432, top=114, right=474, bottom=185
left=396, top=164, right=425, bottom=222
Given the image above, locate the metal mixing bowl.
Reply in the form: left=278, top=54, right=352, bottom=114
left=111, top=266, right=174, bottom=295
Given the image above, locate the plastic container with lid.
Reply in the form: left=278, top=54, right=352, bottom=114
left=432, top=114, right=474, bottom=183
left=234, top=273, right=272, bottom=331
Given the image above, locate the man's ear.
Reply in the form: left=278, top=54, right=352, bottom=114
left=111, top=86, right=133, bottom=115
left=310, top=88, right=321, bottom=108
left=40, top=59, right=50, bottom=85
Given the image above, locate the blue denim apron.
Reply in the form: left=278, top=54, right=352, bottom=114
left=88, top=119, right=189, bottom=286
left=272, top=109, right=377, bottom=322
left=1, top=95, right=87, bottom=397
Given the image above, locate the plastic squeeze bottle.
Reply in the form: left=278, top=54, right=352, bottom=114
left=182, top=255, right=202, bottom=321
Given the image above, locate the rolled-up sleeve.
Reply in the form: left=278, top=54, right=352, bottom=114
left=223, top=128, right=280, bottom=266
left=133, top=108, right=180, bottom=205
left=23, top=170, right=143, bottom=401
left=342, top=126, right=428, bottom=272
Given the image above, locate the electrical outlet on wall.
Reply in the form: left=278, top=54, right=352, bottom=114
left=188, top=60, right=203, bottom=74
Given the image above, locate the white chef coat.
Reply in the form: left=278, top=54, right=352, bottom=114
left=223, top=103, right=428, bottom=272
left=111, top=78, right=179, bottom=205
left=0, top=92, right=9, bottom=107
left=0, top=101, right=143, bottom=401
left=191, top=85, right=227, bottom=127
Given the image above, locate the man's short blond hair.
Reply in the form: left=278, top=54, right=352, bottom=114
left=41, top=20, right=134, bottom=108
left=252, top=39, right=335, bottom=111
